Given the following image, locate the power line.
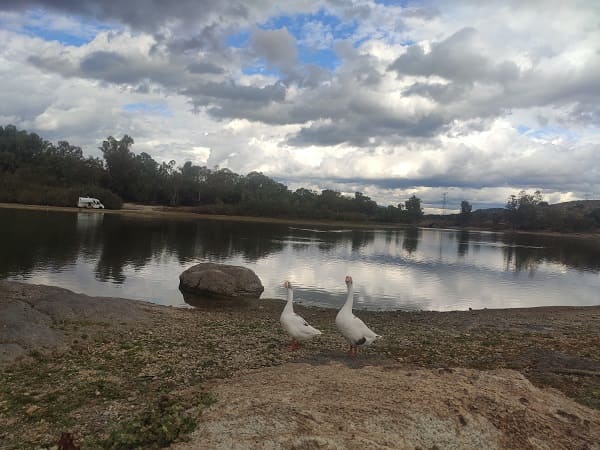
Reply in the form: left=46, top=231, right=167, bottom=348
left=442, top=192, right=447, bottom=215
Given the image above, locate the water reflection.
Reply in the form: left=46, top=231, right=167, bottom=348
left=457, top=230, right=470, bottom=257
left=402, top=227, right=420, bottom=254
left=1, top=208, right=599, bottom=310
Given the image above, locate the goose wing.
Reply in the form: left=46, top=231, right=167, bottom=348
left=282, top=312, right=321, bottom=339
left=337, top=313, right=380, bottom=345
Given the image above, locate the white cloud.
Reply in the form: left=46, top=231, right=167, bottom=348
left=0, top=0, right=598, bottom=209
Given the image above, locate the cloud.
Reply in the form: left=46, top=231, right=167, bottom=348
left=251, top=27, right=298, bottom=69
left=186, top=61, right=225, bottom=74
left=389, top=28, right=520, bottom=84
left=0, top=1, right=599, bottom=209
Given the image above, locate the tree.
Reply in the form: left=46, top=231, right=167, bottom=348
left=100, top=135, right=136, bottom=199
left=459, top=200, right=472, bottom=225
left=505, top=190, right=544, bottom=229
left=404, top=195, right=423, bottom=223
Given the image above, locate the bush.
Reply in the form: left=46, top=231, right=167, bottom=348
left=0, top=177, right=123, bottom=209
left=78, top=186, right=123, bottom=209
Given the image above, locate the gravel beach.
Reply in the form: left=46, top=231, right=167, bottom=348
left=1, top=281, right=599, bottom=449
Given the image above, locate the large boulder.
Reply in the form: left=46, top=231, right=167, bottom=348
left=179, top=263, right=264, bottom=298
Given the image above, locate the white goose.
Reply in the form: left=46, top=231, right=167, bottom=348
left=336, top=275, right=381, bottom=356
left=280, top=281, right=322, bottom=350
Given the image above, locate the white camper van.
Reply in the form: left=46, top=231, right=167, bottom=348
left=77, top=197, right=105, bottom=209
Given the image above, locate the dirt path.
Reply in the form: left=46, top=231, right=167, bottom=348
left=1, top=281, right=599, bottom=448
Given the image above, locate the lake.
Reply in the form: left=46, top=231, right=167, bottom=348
left=1, top=207, right=599, bottom=311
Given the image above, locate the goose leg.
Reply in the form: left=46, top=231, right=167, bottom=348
left=289, top=338, right=299, bottom=351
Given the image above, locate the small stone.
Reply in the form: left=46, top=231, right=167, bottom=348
left=25, top=405, right=39, bottom=415
left=95, top=390, right=101, bottom=396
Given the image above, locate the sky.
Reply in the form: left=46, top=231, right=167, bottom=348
left=0, top=0, right=599, bottom=212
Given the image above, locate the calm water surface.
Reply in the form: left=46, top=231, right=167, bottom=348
left=1, top=208, right=599, bottom=311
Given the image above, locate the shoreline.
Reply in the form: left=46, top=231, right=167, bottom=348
left=2, top=201, right=600, bottom=239
left=1, top=281, right=599, bottom=448
left=0, top=202, right=405, bottom=230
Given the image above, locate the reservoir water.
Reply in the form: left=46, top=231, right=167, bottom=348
left=1, top=208, right=599, bottom=311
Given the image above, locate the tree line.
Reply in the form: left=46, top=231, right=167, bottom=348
left=437, top=191, right=600, bottom=233
left=0, top=125, right=425, bottom=223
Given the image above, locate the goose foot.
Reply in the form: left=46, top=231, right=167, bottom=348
left=288, top=339, right=300, bottom=351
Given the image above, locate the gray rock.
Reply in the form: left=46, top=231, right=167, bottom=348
left=0, top=281, right=156, bottom=367
left=179, top=263, right=264, bottom=298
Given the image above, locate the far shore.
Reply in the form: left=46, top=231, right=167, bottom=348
left=1, top=280, right=599, bottom=448
left=0, top=202, right=405, bottom=230
left=2, top=201, right=600, bottom=239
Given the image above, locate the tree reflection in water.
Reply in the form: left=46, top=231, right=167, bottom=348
left=402, top=227, right=420, bottom=254
left=1, top=208, right=600, bottom=310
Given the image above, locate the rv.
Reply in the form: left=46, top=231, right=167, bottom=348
left=77, top=197, right=105, bottom=209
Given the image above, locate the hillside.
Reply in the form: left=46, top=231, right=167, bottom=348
left=422, top=200, right=600, bottom=233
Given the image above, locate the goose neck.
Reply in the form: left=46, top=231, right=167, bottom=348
left=283, top=288, right=294, bottom=313
left=342, top=285, right=354, bottom=311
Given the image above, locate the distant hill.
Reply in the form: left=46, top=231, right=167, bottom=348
left=421, top=200, right=600, bottom=233
left=546, top=200, right=600, bottom=212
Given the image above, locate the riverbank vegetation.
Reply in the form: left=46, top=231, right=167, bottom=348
left=425, top=193, right=600, bottom=233
left=0, top=125, right=424, bottom=223
left=1, top=125, right=599, bottom=232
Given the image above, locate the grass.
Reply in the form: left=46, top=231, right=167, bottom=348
left=94, top=395, right=199, bottom=450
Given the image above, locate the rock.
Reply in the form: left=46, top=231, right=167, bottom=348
left=172, top=363, right=600, bottom=450
left=0, top=281, right=156, bottom=367
left=179, top=263, right=264, bottom=298
left=25, top=405, right=40, bottom=415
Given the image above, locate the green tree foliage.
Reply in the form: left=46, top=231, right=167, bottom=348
left=505, top=190, right=543, bottom=229
left=1, top=124, right=433, bottom=223
left=459, top=200, right=472, bottom=225
left=404, top=195, right=424, bottom=223
left=499, top=191, right=599, bottom=232
left=0, top=125, right=120, bottom=208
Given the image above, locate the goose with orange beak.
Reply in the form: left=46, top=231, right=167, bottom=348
left=335, top=275, right=381, bottom=356
left=280, top=281, right=322, bottom=350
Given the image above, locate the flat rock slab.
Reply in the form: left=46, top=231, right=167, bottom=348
left=175, top=362, right=600, bottom=450
left=0, top=281, right=156, bottom=366
left=179, top=263, right=264, bottom=298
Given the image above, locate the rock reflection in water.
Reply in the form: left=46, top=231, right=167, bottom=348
left=1, top=208, right=599, bottom=310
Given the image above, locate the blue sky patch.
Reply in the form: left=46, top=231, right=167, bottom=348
left=241, top=60, right=281, bottom=77
left=226, top=30, right=251, bottom=48
left=224, top=9, right=355, bottom=71
left=123, top=103, right=172, bottom=117
left=517, top=124, right=579, bottom=141
left=298, top=47, right=340, bottom=70
left=374, top=0, right=413, bottom=6
left=23, top=25, right=91, bottom=46
left=260, top=9, right=357, bottom=45
left=20, top=9, right=113, bottom=47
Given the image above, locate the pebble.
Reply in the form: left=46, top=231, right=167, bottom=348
left=25, top=405, right=40, bottom=415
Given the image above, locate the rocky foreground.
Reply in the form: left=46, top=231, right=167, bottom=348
left=0, top=281, right=599, bottom=449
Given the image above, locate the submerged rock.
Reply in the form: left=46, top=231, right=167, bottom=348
left=179, top=263, right=264, bottom=298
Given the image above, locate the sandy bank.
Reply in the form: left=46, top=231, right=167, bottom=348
left=3, top=202, right=600, bottom=239
left=0, top=202, right=403, bottom=229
